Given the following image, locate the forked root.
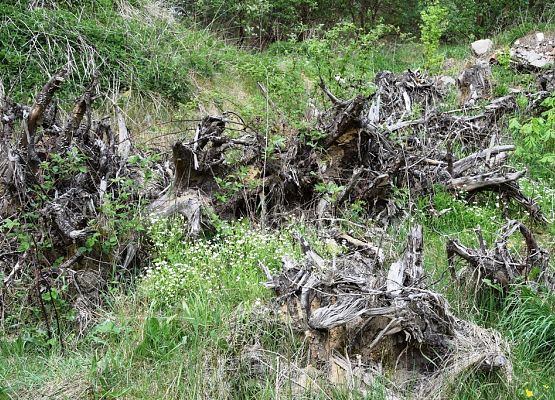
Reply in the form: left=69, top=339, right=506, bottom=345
left=258, top=226, right=511, bottom=399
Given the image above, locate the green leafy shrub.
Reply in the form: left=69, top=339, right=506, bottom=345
left=297, top=22, right=399, bottom=100
left=172, top=0, right=553, bottom=45
left=315, top=181, right=345, bottom=204
left=419, top=0, right=449, bottom=70
left=510, top=96, right=555, bottom=175
left=173, top=0, right=318, bottom=45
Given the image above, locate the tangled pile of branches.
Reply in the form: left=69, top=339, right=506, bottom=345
left=0, top=70, right=170, bottom=335
left=165, top=68, right=545, bottom=231
left=231, top=226, right=512, bottom=399
left=0, top=65, right=550, bottom=354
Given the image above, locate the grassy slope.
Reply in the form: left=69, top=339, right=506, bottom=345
left=1, top=3, right=555, bottom=399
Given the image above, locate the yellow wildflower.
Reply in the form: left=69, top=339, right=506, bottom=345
left=525, top=388, right=534, bottom=398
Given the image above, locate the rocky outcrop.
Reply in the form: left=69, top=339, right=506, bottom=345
left=511, top=31, right=555, bottom=69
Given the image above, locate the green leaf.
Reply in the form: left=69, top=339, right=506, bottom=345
left=508, top=118, right=521, bottom=132
left=17, top=240, right=30, bottom=252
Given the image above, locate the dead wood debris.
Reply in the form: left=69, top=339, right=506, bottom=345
left=252, top=226, right=511, bottom=399
left=0, top=71, right=170, bottom=332
left=1, top=63, right=550, bottom=353
left=447, top=220, right=553, bottom=292
left=457, top=61, right=492, bottom=105
left=170, top=69, right=545, bottom=228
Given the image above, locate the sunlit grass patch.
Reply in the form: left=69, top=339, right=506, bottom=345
left=141, top=217, right=302, bottom=306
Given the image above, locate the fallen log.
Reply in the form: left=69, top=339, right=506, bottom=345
left=449, top=170, right=526, bottom=191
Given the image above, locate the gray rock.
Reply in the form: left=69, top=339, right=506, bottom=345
left=435, top=76, right=457, bottom=96
left=471, top=39, right=494, bottom=57
left=437, top=76, right=456, bottom=88
left=510, top=31, right=555, bottom=70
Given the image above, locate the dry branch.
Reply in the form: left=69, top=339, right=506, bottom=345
left=447, top=220, right=552, bottom=291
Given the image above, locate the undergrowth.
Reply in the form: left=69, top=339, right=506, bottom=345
left=2, top=1, right=555, bottom=399
left=0, top=1, right=231, bottom=104
left=142, top=217, right=302, bottom=305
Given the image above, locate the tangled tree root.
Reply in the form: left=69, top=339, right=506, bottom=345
left=0, top=70, right=170, bottom=334
left=250, top=226, right=512, bottom=399
left=169, top=69, right=545, bottom=233
left=1, top=64, right=550, bottom=369
left=447, top=220, right=553, bottom=292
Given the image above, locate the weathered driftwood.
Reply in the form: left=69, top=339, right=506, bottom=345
left=3, top=64, right=546, bottom=342
left=148, top=190, right=210, bottom=237
left=365, top=70, right=442, bottom=125
left=448, top=170, right=525, bottom=191
left=261, top=225, right=511, bottom=399
left=316, top=72, right=539, bottom=221
left=447, top=220, right=552, bottom=291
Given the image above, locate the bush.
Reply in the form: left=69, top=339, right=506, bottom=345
left=297, top=22, right=399, bottom=99
left=172, top=0, right=554, bottom=45
left=419, top=0, right=449, bottom=70
left=510, top=96, right=555, bottom=176
left=442, top=0, right=554, bottom=41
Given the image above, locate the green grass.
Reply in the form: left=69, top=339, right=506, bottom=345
left=0, top=2, right=243, bottom=105
left=2, top=2, right=555, bottom=398
left=3, top=200, right=554, bottom=399
left=0, top=219, right=367, bottom=399
left=494, top=21, right=555, bottom=47
left=411, top=182, right=555, bottom=399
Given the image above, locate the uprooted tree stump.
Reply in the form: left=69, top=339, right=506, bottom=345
left=457, top=61, right=493, bottom=105
left=147, top=113, right=263, bottom=235
left=255, top=226, right=511, bottom=399
left=167, top=69, right=545, bottom=233
left=0, top=70, right=170, bottom=334
left=2, top=65, right=549, bottom=354
left=447, top=220, right=553, bottom=293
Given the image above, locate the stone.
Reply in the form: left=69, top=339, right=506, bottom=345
left=436, top=76, right=456, bottom=93
left=471, top=39, right=494, bottom=57
left=510, top=31, right=555, bottom=70
left=443, top=57, right=456, bottom=70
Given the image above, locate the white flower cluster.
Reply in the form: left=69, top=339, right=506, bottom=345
left=520, top=177, right=555, bottom=221
left=141, top=218, right=300, bottom=305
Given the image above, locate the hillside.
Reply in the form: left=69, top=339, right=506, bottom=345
left=1, top=1, right=555, bottom=399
